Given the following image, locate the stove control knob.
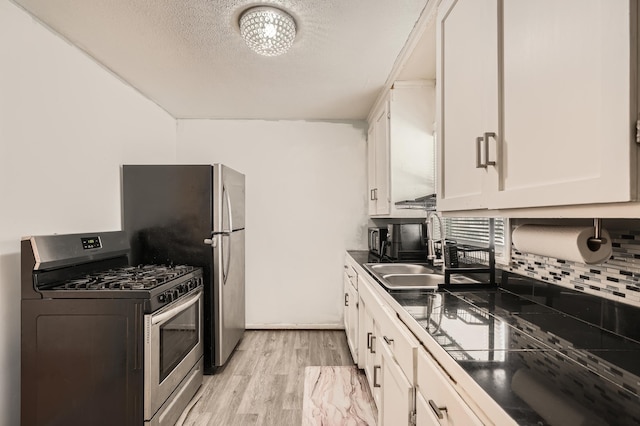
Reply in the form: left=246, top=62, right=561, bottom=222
left=165, top=291, right=173, bottom=303
left=158, top=293, right=166, bottom=303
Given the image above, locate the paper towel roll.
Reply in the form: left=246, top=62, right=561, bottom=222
left=512, top=224, right=612, bottom=264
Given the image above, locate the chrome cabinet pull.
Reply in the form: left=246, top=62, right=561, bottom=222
left=484, top=132, right=497, bottom=166
left=383, top=336, right=394, bottom=345
left=428, top=400, right=447, bottom=420
left=370, top=335, right=376, bottom=354
left=373, top=366, right=381, bottom=388
left=476, top=132, right=497, bottom=168
left=367, top=332, right=373, bottom=350
left=475, top=136, right=484, bottom=168
left=344, top=293, right=349, bottom=307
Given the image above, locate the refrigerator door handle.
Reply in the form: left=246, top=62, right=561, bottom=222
left=222, top=184, right=233, bottom=233
left=222, top=234, right=231, bottom=285
left=221, top=185, right=233, bottom=284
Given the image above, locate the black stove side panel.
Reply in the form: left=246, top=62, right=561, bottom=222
left=21, top=298, right=144, bottom=426
left=121, top=165, right=215, bottom=372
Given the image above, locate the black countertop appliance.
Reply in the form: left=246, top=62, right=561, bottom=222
left=385, top=223, right=427, bottom=261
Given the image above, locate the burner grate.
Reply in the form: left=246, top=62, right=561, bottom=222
left=53, top=264, right=196, bottom=291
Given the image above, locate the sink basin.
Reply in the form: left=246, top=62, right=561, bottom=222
left=381, top=274, right=443, bottom=290
left=368, top=263, right=435, bottom=275
left=363, top=263, right=443, bottom=291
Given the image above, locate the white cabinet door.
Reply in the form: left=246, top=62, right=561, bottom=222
left=343, top=265, right=358, bottom=363
left=374, top=103, right=391, bottom=215
left=380, top=337, right=414, bottom=426
left=368, top=102, right=391, bottom=215
left=416, top=390, right=441, bottom=426
left=437, top=0, right=637, bottom=212
left=436, top=0, right=499, bottom=211
left=495, top=0, right=634, bottom=209
left=367, top=125, right=378, bottom=215
left=417, top=349, right=484, bottom=426
left=359, top=289, right=380, bottom=407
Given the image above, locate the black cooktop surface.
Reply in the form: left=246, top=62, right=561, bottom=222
left=47, top=264, right=198, bottom=291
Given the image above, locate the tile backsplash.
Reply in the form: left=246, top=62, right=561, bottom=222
left=508, top=228, right=640, bottom=308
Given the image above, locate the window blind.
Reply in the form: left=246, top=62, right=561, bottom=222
left=441, top=217, right=506, bottom=255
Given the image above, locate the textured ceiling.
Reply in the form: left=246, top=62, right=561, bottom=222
left=12, top=0, right=432, bottom=120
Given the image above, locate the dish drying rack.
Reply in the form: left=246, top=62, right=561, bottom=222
left=439, top=243, right=496, bottom=285
left=439, top=217, right=497, bottom=285
left=394, top=193, right=437, bottom=211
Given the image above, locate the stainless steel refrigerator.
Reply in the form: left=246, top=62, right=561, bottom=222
left=122, top=164, right=245, bottom=372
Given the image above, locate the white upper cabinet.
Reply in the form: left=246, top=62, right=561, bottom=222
left=368, top=82, right=436, bottom=217
left=437, top=0, right=499, bottom=211
left=368, top=99, right=391, bottom=215
left=437, top=0, right=639, bottom=212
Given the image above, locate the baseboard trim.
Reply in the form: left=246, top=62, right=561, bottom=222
left=246, top=323, right=345, bottom=330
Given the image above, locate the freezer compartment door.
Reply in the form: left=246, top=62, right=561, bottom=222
left=214, top=164, right=245, bottom=232
left=213, top=228, right=245, bottom=366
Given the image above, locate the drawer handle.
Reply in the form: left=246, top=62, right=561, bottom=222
left=373, top=366, right=381, bottom=388
left=383, top=336, right=394, bottom=345
left=344, top=293, right=349, bottom=307
left=370, top=335, right=376, bottom=354
left=367, top=332, right=372, bottom=350
left=428, top=399, right=447, bottom=420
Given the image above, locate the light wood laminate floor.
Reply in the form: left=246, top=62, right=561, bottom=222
left=180, top=330, right=359, bottom=426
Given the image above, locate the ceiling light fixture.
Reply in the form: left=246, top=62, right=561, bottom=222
left=239, top=6, right=296, bottom=57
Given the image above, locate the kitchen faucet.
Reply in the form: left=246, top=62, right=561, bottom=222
left=426, top=211, right=445, bottom=273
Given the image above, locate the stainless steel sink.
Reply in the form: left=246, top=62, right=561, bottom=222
left=363, top=263, right=443, bottom=291
left=368, top=263, right=435, bottom=275
left=380, top=274, right=442, bottom=290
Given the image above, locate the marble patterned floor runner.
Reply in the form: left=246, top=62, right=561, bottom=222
left=302, top=366, right=377, bottom=426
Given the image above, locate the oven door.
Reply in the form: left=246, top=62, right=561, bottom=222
left=144, top=288, right=203, bottom=421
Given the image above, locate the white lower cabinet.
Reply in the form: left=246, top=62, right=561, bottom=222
left=343, top=259, right=359, bottom=363
left=416, top=348, right=483, bottom=426
left=416, top=390, right=441, bottom=426
left=358, top=273, right=419, bottom=425
left=358, top=277, right=381, bottom=408
left=380, top=336, right=414, bottom=425
left=346, top=253, right=514, bottom=425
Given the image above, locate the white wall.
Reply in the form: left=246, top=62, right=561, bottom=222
left=176, top=119, right=369, bottom=327
left=0, top=2, right=177, bottom=424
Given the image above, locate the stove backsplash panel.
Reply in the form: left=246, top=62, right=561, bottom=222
left=508, top=228, right=640, bottom=308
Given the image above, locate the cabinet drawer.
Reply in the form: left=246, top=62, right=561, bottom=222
left=344, top=263, right=358, bottom=291
left=358, top=276, right=385, bottom=319
left=376, top=304, right=418, bottom=383
left=417, top=349, right=483, bottom=425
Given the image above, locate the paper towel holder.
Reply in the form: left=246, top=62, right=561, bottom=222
left=587, top=218, right=607, bottom=251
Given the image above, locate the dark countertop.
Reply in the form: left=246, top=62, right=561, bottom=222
left=348, top=250, right=640, bottom=425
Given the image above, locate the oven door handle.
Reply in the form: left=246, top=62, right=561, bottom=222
left=152, top=289, right=202, bottom=326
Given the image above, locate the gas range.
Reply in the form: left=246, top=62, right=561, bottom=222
left=54, top=264, right=196, bottom=290
left=39, top=263, right=203, bottom=312
left=24, top=232, right=203, bottom=313
left=21, top=231, right=204, bottom=426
